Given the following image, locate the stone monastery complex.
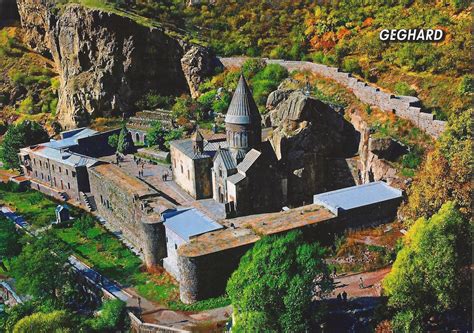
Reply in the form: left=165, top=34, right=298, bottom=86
left=17, top=75, right=403, bottom=304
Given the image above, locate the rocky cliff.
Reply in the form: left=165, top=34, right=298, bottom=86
left=266, top=89, right=359, bottom=204
left=16, top=0, right=213, bottom=128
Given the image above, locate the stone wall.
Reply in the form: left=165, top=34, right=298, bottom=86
left=177, top=196, right=401, bottom=303
left=88, top=167, right=166, bottom=267
left=219, top=57, right=446, bottom=138
left=170, top=145, right=213, bottom=199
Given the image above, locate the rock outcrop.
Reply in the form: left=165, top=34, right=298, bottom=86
left=181, top=46, right=215, bottom=99
left=368, top=137, right=407, bottom=162
left=267, top=90, right=359, bottom=204
left=17, top=0, right=214, bottom=128
left=350, top=112, right=403, bottom=187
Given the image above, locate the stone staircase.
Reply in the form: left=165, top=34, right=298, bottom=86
left=80, top=192, right=96, bottom=212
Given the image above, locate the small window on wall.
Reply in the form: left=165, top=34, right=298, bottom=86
left=180, top=165, right=183, bottom=173
left=174, top=244, right=178, bottom=250
left=67, top=183, right=70, bottom=189
left=59, top=167, right=62, bottom=173
left=72, top=171, right=76, bottom=178
left=39, top=161, right=42, bottom=167
left=66, top=169, right=69, bottom=176
left=187, top=170, right=190, bottom=179
left=52, top=165, right=55, bottom=171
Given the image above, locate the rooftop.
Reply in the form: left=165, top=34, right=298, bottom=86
left=27, top=145, right=99, bottom=168
left=313, top=181, right=403, bottom=215
left=178, top=204, right=336, bottom=257
left=163, top=208, right=223, bottom=242
left=225, top=75, right=262, bottom=125
left=170, top=138, right=228, bottom=160
left=90, top=163, right=156, bottom=197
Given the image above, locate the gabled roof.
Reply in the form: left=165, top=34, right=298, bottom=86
left=214, top=148, right=237, bottom=171
left=225, top=75, right=261, bottom=125
left=237, top=149, right=261, bottom=173
left=170, top=139, right=228, bottom=160
left=313, top=181, right=403, bottom=215
left=163, top=208, right=223, bottom=242
left=30, top=146, right=99, bottom=168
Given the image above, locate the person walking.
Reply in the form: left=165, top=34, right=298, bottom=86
left=359, top=276, right=364, bottom=289
left=342, top=290, right=347, bottom=302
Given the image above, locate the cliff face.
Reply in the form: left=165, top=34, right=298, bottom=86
left=17, top=0, right=213, bottom=128
left=267, top=90, right=359, bottom=204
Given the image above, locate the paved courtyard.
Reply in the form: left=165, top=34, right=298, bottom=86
left=102, top=153, right=226, bottom=220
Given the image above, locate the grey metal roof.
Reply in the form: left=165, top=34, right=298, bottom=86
left=214, top=149, right=237, bottom=171
left=32, top=146, right=98, bottom=168
left=227, top=172, right=246, bottom=185
left=237, top=149, right=261, bottom=173
left=225, top=75, right=262, bottom=125
left=163, top=208, right=223, bottom=242
left=44, top=128, right=98, bottom=150
left=313, top=181, right=403, bottom=215
left=170, top=139, right=228, bottom=160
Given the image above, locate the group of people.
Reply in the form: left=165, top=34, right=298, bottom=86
left=336, top=290, right=348, bottom=302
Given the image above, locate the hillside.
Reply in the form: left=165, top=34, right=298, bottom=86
left=66, top=0, right=472, bottom=117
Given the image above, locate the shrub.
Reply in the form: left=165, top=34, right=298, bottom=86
left=458, top=75, right=473, bottom=96
left=342, top=58, right=362, bottom=76
left=394, top=82, right=417, bottom=97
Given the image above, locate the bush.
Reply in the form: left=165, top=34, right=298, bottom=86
left=342, top=58, right=362, bottom=76
left=394, top=82, right=417, bottom=97
left=89, top=300, right=127, bottom=332
left=458, top=75, right=473, bottom=96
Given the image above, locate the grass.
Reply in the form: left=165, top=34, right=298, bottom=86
left=52, top=222, right=179, bottom=305
left=0, top=183, right=228, bottom=310
left=0, top=184, right=57, bottom=229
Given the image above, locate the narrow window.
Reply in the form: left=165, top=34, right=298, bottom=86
left=59, top=167, right=62, bottom=173
left=52, top=165, right=55, bottom=171
left=66, top=169, right=69, bottom=176
left=187, top=170, right=190, bottom=179
left=72, top=171, right=76, bottom=178
left=174, top=244, right=177, bottom=250
left=67, top=183, right=70, bottom=190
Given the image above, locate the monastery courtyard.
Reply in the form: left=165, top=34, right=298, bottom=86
left=100, top=151, right=227, bottom=221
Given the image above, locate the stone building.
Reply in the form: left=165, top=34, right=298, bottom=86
left=169, top=133, right=228, bottom=199
left=88, top=163, right=174, bottom=267
left=18, top=128, right=105, bottom=202
left=171, top=75, right=286, bottom=216
left=162, top=208, right=222, bottom=280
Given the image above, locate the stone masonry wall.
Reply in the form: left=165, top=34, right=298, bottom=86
left=88, top=167, right=166, bottom=267
left=177, top=197, right=402, bottom=303
left=219, top=57, right=446, bottom=138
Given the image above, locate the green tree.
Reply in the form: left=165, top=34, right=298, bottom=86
left=11, top=236, right=70, bottom=302
left=146, top=121, right=168, bottom=149
left=116, top=125, right=134, bottom=154
left=164, top=128, right=183, bottom=150
left=401, top=109, right=472, bottom=221
left=0, top=121, right=49, bottom=169
left=107, top=134, right=119, bottom=149
left=0, top=217, right=22, bottom=266
left=89, top=300, right=127, bottom=332
left=227, top=230, right=332, bottom=332
left=13, top=310, right=71, bottom=333
left=383, top=202, right=471, bottom=332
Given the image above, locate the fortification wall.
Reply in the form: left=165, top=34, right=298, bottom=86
left=219, top=57, right=446, bottom=138
left=88, top=168, right=166, bottom=267
left=177, top=197, right=401, bottom=303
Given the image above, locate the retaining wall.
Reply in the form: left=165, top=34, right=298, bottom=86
left=219, top=57, right=446, bottom=138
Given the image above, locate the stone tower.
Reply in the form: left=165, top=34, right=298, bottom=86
left=192, top=129, right=204, bottom=154
left=225, top=75, right=262, bottom=159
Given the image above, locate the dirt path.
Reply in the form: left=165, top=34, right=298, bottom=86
left=331, top=267, right=391, bottom=299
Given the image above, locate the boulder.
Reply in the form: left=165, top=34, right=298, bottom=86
left=369, top=137, right=408, bottom=161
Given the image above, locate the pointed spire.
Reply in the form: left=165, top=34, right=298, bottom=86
left=225, top=75, right=261, bottom=125
left=191, top=128, right=204, bottom=142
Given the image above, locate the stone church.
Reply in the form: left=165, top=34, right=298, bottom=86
left=170, top=75, right=286, bottom=216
